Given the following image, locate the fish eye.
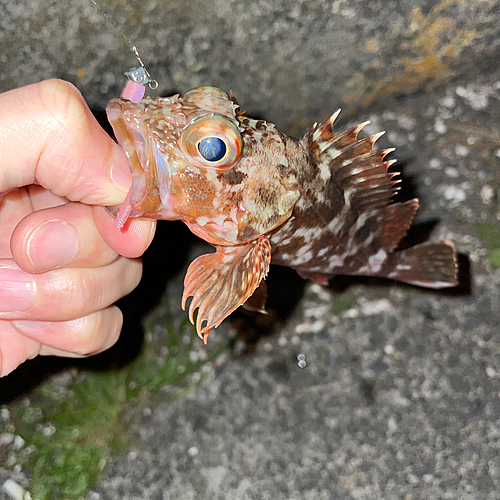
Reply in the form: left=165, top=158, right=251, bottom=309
left=197, top=136, right=227, bottom=162
left=180, top=115, right=242, bottom=170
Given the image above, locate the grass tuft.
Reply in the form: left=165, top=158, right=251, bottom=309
left=473, top=223, right=500, bottom=268
left=5, top=306, right=227, bottom=500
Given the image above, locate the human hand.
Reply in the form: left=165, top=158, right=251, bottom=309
left=0, top=79, right=156, bottom=377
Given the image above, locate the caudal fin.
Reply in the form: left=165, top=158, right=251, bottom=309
left=388, top=241, right=457, bottom=288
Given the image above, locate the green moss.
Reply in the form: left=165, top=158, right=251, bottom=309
left=6, top=305, right=228, bottom=500
left=331, top=294, right=356, bottom=316
left=473, top=223, right=500, bottom=268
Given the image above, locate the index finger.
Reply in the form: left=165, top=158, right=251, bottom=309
left=0, top=79, right=131, bottom=206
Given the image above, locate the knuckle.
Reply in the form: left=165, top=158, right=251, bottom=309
left=76, top=316, right=102, bottom=355
left=37, top=79, right=86, bottom=126
left=74, top=308, right=122, bottom=355
left=124, top=258, right=143, bottom=292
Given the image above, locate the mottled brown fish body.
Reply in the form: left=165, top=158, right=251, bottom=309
left=107, top=86, right=457, bottom=341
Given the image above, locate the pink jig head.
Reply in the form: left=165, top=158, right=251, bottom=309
left=114, top=67, right=156, bottom=228
left=121, top=67, right=150, bottom=102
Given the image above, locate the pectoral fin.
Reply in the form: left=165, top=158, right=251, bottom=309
left=182, top=235, right=272, bottom=342
left=241, top=280, right=268, bottom=314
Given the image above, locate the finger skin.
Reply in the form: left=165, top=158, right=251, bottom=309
left=0, top=257, right=142, bottom=321
left=0, top=321, right=41, bottom=378
left=0, top=189, right=33, bottom=258
left=13, top=306, right=123, bottom=355
left=0, top=307, right=123, bottom=377
left=0, top=79, right=131, bottom=205
left=28, top=185, right=67, bottom=211
left=11, top=203, right=119, bottom=272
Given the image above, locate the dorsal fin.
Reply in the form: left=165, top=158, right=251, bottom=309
left=305, top=110, right=400, bottom=212
left=379, top=199, right=419, bottom=251
left=306, top=109, right=341, bottom=157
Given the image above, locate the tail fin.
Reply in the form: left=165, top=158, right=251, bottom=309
left=389, top=241, right=457, bottom=288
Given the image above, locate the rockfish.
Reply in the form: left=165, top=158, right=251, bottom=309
left=107, top=86, right=457, bottom=342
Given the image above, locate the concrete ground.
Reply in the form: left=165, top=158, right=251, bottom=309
left=1, top=0, right=499, bottom=498
left=86, top=68, right=500, bottom=500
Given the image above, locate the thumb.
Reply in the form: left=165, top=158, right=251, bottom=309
left=0, top=79, right=131, bottom=206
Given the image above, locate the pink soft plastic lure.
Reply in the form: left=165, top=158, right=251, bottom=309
left=107, top=86, right=457, bottom=342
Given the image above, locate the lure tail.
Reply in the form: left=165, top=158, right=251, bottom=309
left=387, top=241, right=457, bottom=288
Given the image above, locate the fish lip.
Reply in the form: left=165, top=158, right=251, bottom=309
left=106, top=98, right=177, bottom=219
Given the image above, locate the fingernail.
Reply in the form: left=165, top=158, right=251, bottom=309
left=110, top=144, right=132, bottom=193
left=27, top=221, right=79, bottom=271
left=0, top=268, right=36, bottom=312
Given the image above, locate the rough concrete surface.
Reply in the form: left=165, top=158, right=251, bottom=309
left=87, top=69, right=500, bottom=499
left=1, top=0, right=500, bottom=499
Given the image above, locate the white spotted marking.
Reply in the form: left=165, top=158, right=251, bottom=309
left=327, top=217, right=344, bottom=234
left=319, top=162, right=331, bottom=181
left=292, top=250, right=313, bottom=265
left=317, top=247, right=330, bottom=258
left=367, top=249, right=387, bottom=273
left=355, top=213, right=368, bottom=229
left=328, top=255, right=345, bottom=268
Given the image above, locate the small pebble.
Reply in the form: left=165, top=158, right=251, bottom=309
left=429, top=158, right=442, bottom=169
left=480, top=186, right=494, bottom=204
left=13, top=436, right=25, bottom=450
left=3, top=480, right=31, bottom=500
left=188, top=446, right=199, bottom=457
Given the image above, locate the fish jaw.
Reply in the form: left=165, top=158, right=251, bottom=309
left=106, top=98, right=177, bottom=222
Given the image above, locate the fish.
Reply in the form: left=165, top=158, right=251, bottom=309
left=106, top=86, right=457, bottom=342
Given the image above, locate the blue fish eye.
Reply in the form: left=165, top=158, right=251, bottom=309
left=198, top=136, right=227, bottom=162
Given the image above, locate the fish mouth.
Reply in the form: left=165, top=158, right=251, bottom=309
left=106, top=98, right=176, bottom=220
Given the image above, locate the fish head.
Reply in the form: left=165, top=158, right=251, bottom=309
left=107, top=86, right=300, bottom=245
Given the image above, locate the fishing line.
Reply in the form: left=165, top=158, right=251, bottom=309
left=89, top=0, right=158, bottom=92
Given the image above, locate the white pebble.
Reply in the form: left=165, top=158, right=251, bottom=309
left=434, top=119, right=447, bottom=134
left=384, top=345, right=395, bottom=355
left=3, top=480, right=31, bottom=500
left=387, top=416, right=398, bottom=433
left=13, top=436, right=25, bottom=450
left=429, top=158, right=442, bottom=169
left=480, top=186, right=494, bottom=204
left=456, top=86, right=489, bottom=110
left=397, top=115, right=416, bottom=130
left=455, top=145, right=469, bottom=157
left=444, top=167, right=459, bottom=178
left=443, top=186, right=466, bottom=203
left=440, top=95, right=455, bottom=108
left=41, top=424, right=56, bottom=437
left=0, top=433, right=14, bottom=446
left=188, top=446, right=199, bottom=457
left=360, top=299, right=393, bottom=315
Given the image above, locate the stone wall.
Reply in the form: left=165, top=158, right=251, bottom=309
left=1, top=0, right=498, bottom=133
